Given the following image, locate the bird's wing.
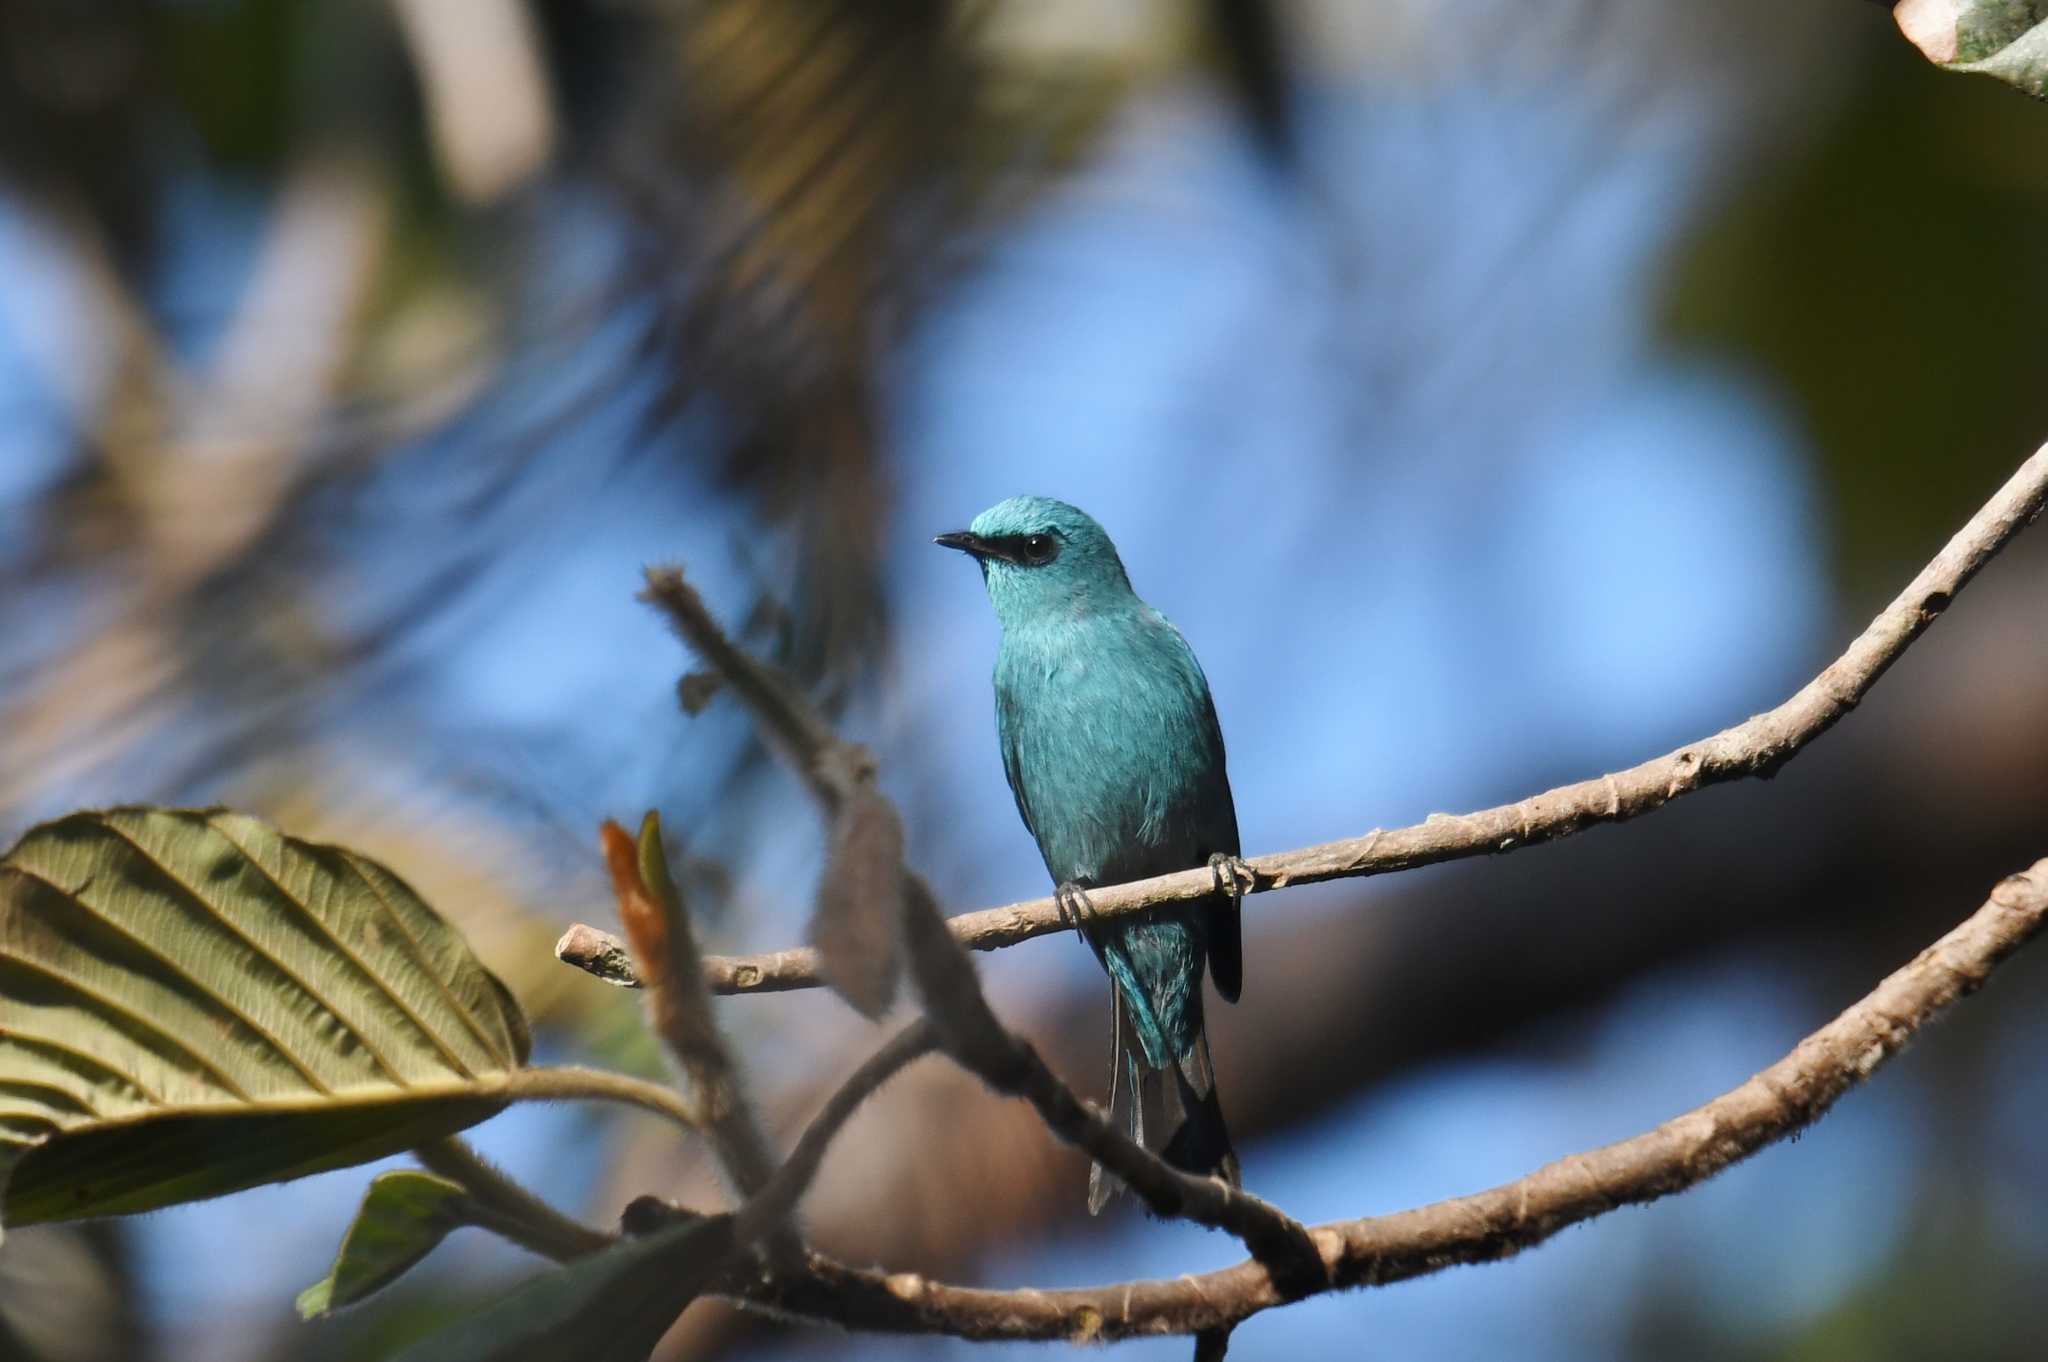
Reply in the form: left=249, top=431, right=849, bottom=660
left=1151, top=610, right=1244, bottom=1004
left=999, top=672, right=1114, bottom=974
left=995, top=674, right=1043, bottom=855
left=1194, top=679, right=1244, bottom=1003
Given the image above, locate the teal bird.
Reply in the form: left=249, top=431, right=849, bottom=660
left=938, top=496, right=1243, bottom=1210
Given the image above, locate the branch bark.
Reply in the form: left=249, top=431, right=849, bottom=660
left=715, top=855, right=2048, bottom=1341
left=895, top=877, right=1326, bottom=1296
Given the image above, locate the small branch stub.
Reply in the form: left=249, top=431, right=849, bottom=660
left=555, top=923, right=642, bottom=988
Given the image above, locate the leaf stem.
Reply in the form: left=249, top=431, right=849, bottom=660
left=416, top=1137, right=613, bottom=1262
left=503, top=1065, right=705, bottom=1134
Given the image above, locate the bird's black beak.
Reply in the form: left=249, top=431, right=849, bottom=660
left=933, top=531, right=988, bottom=558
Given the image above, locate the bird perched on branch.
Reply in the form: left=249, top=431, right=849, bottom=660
left=937, top=496, right=1245, bottom=1211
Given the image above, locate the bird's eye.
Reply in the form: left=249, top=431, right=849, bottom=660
left=1022, top=533, right=1058, bottom=565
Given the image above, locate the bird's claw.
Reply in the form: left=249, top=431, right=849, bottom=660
left=1208, top=853, right=1255, bottom=902
left=1054, top=880, right=1098, bottom=942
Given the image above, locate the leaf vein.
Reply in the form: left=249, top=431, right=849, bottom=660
left=92, top=818, right=368, bottom=1092
left=0, top=1078, right=98, bottom=1118
left=334, top=853, right=508, bottom=1068
left=3, top=862, right=273, bottom=1101
left=206, top=816, right=472, bottom=1081
left=0, top=1030, right=165, bottom=1105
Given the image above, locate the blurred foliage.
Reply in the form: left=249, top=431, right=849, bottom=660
left=1768, top=1200, right=2044, bottom=1361
left=160, top=0, right=306, bottom=169
left=1664, top=30, right=2048, bottom=593
left=0, top=1223, right=144, bottom=1362
left=0, top=4, right=1313, bottom=1358
left=286, top=1278, right=525, bottom=1362
left=388, top=1213, right=731, bottom=1362
left=0, top=0, right=1296, bottom=823
left=617, top=0, right=988, bottom=691
left=3, top=2, right=2048, bottom=1360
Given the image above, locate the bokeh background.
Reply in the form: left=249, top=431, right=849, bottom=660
left=3, top=2, right=2048, bottom=1359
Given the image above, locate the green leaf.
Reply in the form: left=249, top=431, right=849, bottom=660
left=1894, top=1, right=2048, bottom=99
left=390, top=1214, right=735, bottom=1362
left=298, top=1171, right=475, bottom=1319
left=632, top=811, right=678, bottom=918
left=0, top=807, right=531, bottom=1235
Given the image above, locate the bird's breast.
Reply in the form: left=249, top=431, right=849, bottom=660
left=998, top=629, right=1220, bottom=887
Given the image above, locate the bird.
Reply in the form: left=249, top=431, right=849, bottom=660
left=937, top=495, right=1244, bottom=1211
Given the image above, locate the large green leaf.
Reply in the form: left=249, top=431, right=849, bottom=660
left=298, top=1172, right=475, bottom=1319
left=1894, top=1, right=2048, bottom=98
left=390, top=1214, right=735, bottom=1362
left=0, top=807, right=531, bottom=1233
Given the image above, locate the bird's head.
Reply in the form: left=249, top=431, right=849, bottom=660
left=935, top=496, right=1136, bottom=626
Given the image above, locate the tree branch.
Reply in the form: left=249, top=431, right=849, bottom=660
left=731, top=1019, right=940, bottom=1238
left=647, top=441, right=2047, bottom=996
left=618, top=1022, right=946, bottom=1330
left=637, top=568, right=859, bottom=814
left=896, top=876, right=1326, bottom=1295
left=642, top=566, right=904, bottom=1015
left=716, top=855, right=2048, bottom=1341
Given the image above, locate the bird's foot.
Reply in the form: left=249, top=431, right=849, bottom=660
left=1208, top=853, right=1256, bottom=903
left=1054, top=880, right=1098, bottom=942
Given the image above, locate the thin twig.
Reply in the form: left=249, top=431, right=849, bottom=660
left=646, top=442, right=2048, bottom=996
left=642, top=566, right=904, bottom=1015
left=719, top=856, right=2048, bottom=1340
left=734, top=1019, right=940, bottom=1237
left=416, top=1137, right=615, bottom=1262
left=639, top=569, right=856, bottom=811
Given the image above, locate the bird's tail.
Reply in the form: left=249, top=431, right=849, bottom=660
left=1088, top=991, right=1241, bottom=1214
